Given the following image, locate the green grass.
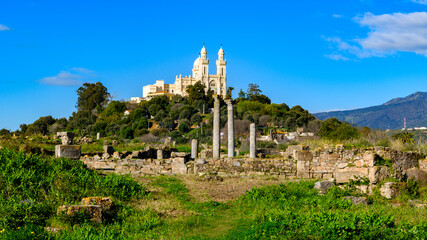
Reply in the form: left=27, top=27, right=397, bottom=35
left=0, top=148, right=147, bottom=239
left=142, top=177, right=427, bottom=239
left=176, top=145, right=192, bottom=153
left=0, top=148, right=426, bottom=239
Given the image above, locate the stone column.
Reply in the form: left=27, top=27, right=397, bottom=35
left=191, top=139, right=199, bottom=159
left=57, top=132, right=74, bottom=145
left=250, top=123, right=256, bottom=159
left=226, top=100, right=234, bottom=158
left=96, top=132, right=100, bottom=140
left=157, top=149, right=163, bottom=160
left=213, top=97, right=221, bottom=159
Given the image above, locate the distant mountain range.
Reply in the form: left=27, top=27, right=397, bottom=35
left=314, top=92, right=427, bottom=129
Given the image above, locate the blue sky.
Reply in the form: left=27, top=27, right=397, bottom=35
left=1, top=0, right=427, bottom=130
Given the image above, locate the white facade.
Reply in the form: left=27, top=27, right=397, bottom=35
left=142, top=80, right=176, bottom=100
left=130, top=97, right=143, bottom=104
left=142, top=46, right=227, bottom=100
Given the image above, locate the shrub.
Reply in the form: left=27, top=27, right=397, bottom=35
left=319, top=118, right=359, bottom=141
left=257, top=141, right=277, bottom=149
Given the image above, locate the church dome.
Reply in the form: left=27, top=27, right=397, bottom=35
left=200, top=46, right=207, bottom=54
left=193, top=57, right=200, bottom=67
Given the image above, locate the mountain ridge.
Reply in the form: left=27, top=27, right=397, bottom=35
left=314, top=92, right=427, bottom=129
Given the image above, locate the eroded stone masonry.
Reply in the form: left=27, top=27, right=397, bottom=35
left=81, top=145, right=427, bottom=186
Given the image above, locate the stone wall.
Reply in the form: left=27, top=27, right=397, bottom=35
left=81, top=145, right=426, bottom=184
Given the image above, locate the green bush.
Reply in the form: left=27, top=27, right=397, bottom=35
left=319, top=118, right=359, bottom=141
left=256, top=141, right=277, bottom=149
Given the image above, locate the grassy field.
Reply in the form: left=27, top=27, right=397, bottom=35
left=0, top=148, right=426, bottom=239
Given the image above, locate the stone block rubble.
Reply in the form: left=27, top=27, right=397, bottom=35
left=57, top=197, right=113, bottom=223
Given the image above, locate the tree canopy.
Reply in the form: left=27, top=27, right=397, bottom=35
left=76, top=82, right=110, bottom=112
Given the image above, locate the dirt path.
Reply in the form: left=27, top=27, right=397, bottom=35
left=134, top=175, right=288, bottom=238
left=179, top=175, right=285, bottom=202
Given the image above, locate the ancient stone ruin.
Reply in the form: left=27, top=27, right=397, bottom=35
left=55, top=132, right=81, bottom=159
left=79, top=97, right=426, bottom=200
left=57, top=197, right=113, bottom=223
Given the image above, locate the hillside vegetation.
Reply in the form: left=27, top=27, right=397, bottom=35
left=1, top=82, right=316, bottom=146
left=1, top=83, right=426, bottom=156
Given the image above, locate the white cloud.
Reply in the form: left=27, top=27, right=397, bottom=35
left=39, top=68, right=95, bottom=86
left=71, top=67, right=97, bottom=76
left=324, top=12, right=427, bottom=59
left=0, top=24, right=10, bottom=31
left=332, top=14, right=343, bottom=18
left=324, top=53, right=349, bottom=61
left=324, top=36, right=385, bottom=59
left=412, top=0, right=427, bottom=5
left=355, top=12, right=427, bottom=56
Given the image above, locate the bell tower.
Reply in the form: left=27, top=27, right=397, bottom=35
left=216, top=45, right=226, bottom=77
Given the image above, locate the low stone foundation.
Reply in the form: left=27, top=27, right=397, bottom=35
left=81, top=145, right=426, bottom=185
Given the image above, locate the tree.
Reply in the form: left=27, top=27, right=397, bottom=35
left=147, top=96, right=169, bottom=110
left=120, top=125, right=133, bottom=139
left=103, top=101, right=126, bottom=117
left=26, top=116, right=55, bottom=135
left=191, top=113, right=203, bottom=125
left=178, top=119, right=191, bottom=133
left=148, top=104, right=162, bottom=117
left=76, top=82, right=110, bottom=111
left=186, top=81, right=207, bottom=103
left=247, top=83, right=262, bottom=98
left=92, top=121, right=108, bottom=136
left=153, top=110, right=166, bottom=123
left=251, top=94, right=271, bottom=104
left=238, top=89, right=246, bottom=99
left=360, top=126, right=371, bottom=136
left=19, top=124, right=28, bottom=134
left=132, top=117, right=149, bottom=130
left=68, top=110, right=97, bottom=131
left=392, top=132, right=415, bottom=144
left=131, top=108, right=148, bottom=121
left=186, top=81, right=214, bottom=111
left=225, top=87, right=234, bottom=100
left=162, top=117, right=175, bottom=131
left=0, top=129, right=10, bottom=136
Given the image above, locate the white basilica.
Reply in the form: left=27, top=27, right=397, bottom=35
left=140, top=45, right=227, bottom=100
